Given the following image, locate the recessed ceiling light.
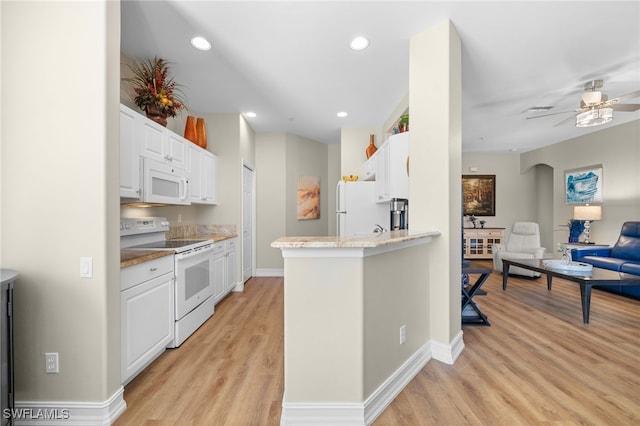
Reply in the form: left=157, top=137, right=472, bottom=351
left=337, top=111, right=348, bottom=118
left=190, top=36, right=211, bottom=51
left=245, top=112, right=257, bottom=118
left=349, top=36, right=369, bottom=51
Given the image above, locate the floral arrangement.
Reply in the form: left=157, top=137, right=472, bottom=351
left=123, top=57, right=186, bottom=121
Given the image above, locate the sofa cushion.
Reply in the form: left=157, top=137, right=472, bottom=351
left=610, top=222, right=640, bottom=261
left=620, top=261, right=640, bottom=276
left=579, top=255, right=626, bottom=271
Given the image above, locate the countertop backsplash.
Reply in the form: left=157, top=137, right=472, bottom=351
left=166, top=224, right=237, bottom=239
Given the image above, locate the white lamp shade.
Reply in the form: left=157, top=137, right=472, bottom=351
left=573, top=205, right=602, bottom=221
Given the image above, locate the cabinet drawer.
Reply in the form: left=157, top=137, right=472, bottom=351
left=121, top=256, right=174, bottom=291
left=226, top=238, right=237, bottom=250
left=212, top=241, right=226, bottom=256
left=477, top=230, right=502, bottom=238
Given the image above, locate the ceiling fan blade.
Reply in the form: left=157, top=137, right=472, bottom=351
left=526, top=110, right=576, bottom=119
left=611, top=103, right=640, bottom=112
left=606, top=90, right=640, bottom=104
left=553, top=114, right=577, bottom=127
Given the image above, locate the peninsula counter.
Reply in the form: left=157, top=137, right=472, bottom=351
left=271, top=230, right=440, bottom=425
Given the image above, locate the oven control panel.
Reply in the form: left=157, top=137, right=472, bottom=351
left=120, top=217, right=170, bottom=236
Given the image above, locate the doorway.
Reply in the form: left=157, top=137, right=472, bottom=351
left=242, top=161, right=256, bottom=282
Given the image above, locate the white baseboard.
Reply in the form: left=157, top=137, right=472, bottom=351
left=232, top=280, right=244, bottom=292
left=13, top=386, right=126, bottom=426
left=431, top=330, right=465, bottom=364
left=255, top=268, right=284, bottom=277
left=280, top=341, right=432, bottom=425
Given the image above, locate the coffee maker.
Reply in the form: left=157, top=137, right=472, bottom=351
left=390, top=198, right=408, bottom=230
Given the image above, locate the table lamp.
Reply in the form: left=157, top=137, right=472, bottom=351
left=573, top=205, right=602, bottom=244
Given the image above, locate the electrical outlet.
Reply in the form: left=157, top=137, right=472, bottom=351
left=399, top=325, right=407, bottom=344
left=45, top=352, right=59, bottom=373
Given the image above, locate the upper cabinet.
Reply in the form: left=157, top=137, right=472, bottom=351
left=188, top=144, right=218, bottom=205
left=139, top=117, right=187, bottom=169
left=120, top=103, right=218, bottom=205
left=374, top=132, right=409, bottom=203
left=120, top=105, right=141, bottom=200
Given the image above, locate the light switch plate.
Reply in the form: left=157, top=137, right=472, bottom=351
left=80, top=257, right=93, bottom=278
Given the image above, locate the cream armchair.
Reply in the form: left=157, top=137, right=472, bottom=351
left=492, top=222, right=546, bottom=277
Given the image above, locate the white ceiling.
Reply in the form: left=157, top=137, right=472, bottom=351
left=121, top=1, right=640, bottom=153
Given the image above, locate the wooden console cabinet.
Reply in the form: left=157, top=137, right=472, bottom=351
left=463, top=228, right=504, bottom=259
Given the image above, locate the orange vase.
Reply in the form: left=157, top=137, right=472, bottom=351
left=196, top=118, right=208, bottom=149
left=183, top=116, right=198, bottom=144
left=365, top=134, right=377, bottom=159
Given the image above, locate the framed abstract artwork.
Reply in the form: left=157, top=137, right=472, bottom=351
left=462, top=174, right=496, bottom=216
left=297, top=175, right=320, bottom=219
left=565, top=166, right=603, bottom=204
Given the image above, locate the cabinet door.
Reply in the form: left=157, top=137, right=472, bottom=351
left=375, top=143, right=390, bottom=203
left=212, top=252, right=226, bottom=303
left=388, top=133, right=409, bottom=200
left=121, top=272, right=174, bottom=385
left=202, top=151, right=218, bottom=204
left=166, top=132, right=187, bottom=169
left=119, top=105, right=141, bottom=199
left=139, top=118, right=166, bottom=163
left=188, top=145, right=203, bottom=202
left=224, top=239, right=237, bottom=292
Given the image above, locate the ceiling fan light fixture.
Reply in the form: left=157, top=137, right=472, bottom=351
left=581, top=91, right=602, bottom=105
left=575, top=107, right=613, bottom=127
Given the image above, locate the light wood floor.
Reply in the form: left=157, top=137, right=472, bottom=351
left=114, top=263, right=640, bottom=425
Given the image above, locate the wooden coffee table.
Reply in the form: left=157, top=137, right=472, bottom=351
left=502, top=258, right=640, bottom=324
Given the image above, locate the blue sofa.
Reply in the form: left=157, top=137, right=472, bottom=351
left=571, top=221, right=640, bottom=299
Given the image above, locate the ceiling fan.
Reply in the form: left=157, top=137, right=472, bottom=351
left=527, top=80, right=640, bottom=127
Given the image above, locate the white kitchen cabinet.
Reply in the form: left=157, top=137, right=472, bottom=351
left=138, top=112, right=187, bottom=169
left=224, top=238, right=237, bottom=293
left=212, top=238, right=237, bottom=304
left=188, top=145, right=218, bottom=205
left=375, top=132, right=409, bottom=203
left=121, top=255, right=174, bottom=385
left=120, top=104, right=141, bottom=199
left=212, top=241, right=226, bottom=303
left=362, top=154, right=377, bottom=181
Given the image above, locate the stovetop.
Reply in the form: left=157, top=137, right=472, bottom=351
left=129, top=240, right=209, bottom=250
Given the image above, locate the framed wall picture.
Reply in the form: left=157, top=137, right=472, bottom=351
left=297, top=175, right=320, bottom=219
left=462, top=174, right=496, bottom=216
left=565, top=165, right=603, bottom=204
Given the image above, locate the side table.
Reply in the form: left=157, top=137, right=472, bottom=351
left=461, top=263, right=491, bottom=326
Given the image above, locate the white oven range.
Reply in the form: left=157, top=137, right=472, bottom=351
left=121, top=217, right=214, bottom=347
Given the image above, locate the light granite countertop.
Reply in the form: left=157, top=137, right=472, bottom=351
left=271, top=229, right=440, bottom=249
left=120, top=232, right=238, bottom=269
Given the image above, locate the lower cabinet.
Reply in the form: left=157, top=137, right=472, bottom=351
left=213, top=238, right=237, bottom=304
left=463, top=228, right=505, bottom=259
left=121, top=256, right=174, bottom=385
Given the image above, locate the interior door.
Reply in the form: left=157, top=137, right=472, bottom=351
left=242, top=162, right=255, bottom=283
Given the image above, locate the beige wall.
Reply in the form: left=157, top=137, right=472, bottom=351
left=255, top=133, right=330, bottom=272
left=409, top=20, right=462, bottom=348
left=1, top=0, right=121, bottom=402
left=327, top=144, right=341, bottom=236
left=340, top=126, right=383, bottom=178
left=255, top=133, right=288, bottom=272
left=283, top=243, right=430, bottom=402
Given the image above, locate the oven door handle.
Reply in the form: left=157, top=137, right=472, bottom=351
left=175, top=244, right=214, bottom=260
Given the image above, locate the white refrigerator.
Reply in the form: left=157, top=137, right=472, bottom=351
left=336, top=181, right=389, bottom=237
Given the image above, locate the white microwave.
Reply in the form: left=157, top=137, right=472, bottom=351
left=142, top=158, right=189, bottom=205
